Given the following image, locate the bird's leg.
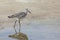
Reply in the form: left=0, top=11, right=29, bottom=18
left=14, top=20, right=17, bottom=34
left=18, top=19, right=21, bottom=33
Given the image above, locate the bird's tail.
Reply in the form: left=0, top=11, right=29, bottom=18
left=8, top=16, right=12, bottom=18
left=8, top=15, right=15, bottom=18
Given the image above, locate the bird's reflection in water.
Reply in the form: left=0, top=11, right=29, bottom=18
left=8, top=32, right=28, bottom=40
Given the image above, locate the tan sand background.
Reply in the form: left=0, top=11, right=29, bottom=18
left=0, top=0, right=60, bottom=27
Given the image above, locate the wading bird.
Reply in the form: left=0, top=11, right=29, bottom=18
left=8, top=9, right=31, bottom=34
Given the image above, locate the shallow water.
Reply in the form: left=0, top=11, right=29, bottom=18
left=0, top=0, right=60, bottom=40
left=0, top=21, right=60, bottom=40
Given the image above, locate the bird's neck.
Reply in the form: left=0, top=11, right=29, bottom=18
left=26, top=12, right=27, bottom=14
left=25, top=11, right=28, bottom=14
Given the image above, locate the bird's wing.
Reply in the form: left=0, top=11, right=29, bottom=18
left=16, top=12, right=26, bottom=16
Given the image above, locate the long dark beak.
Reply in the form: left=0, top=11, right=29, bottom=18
left=26, top=8, right=31, bottom=14
left=28, top=10, right=31, bottom=13
left=29, top=11, right=31, bottom=13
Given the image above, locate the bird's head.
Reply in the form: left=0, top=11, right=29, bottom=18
left=26, top=8, right=31, bottom=13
